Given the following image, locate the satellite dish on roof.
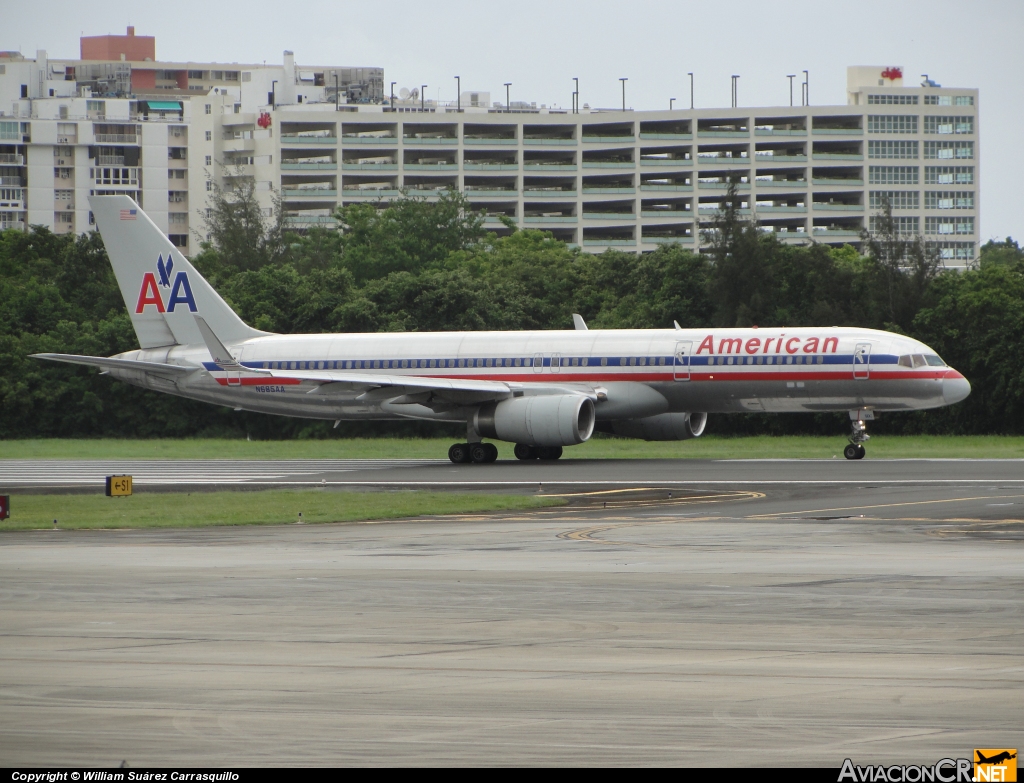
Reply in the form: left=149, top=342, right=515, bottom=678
left=399, top=87, right=410, bottom=99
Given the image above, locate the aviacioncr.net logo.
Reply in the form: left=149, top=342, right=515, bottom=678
left=839, top=758, right=973, bottom=783
left=135, top=254, right=197, bottom=313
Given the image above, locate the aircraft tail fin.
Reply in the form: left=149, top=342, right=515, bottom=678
left=89, top=194, right=266, bottom=349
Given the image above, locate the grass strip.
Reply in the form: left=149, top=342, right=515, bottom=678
left=2, top=435, right=1024, bottom=461
left=0, top=490, right=564, bottom=532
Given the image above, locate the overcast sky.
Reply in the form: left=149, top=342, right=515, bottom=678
left=6, top=0, right=1022, bottom=242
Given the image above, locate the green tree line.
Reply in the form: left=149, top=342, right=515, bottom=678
left=1, top=187, right=1022, bottom=440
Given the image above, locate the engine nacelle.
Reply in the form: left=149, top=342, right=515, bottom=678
left=598, top=412, right=707, bottom=441
left=475, top=395, right=596, bottom=447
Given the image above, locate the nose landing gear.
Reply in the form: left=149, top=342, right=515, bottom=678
left=844, top=410, right=873, bottom=460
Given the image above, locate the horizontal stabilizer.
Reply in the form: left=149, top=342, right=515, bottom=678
left=194, top=315, right=244, bottom=368
left=32, top=353, right=193, bottom=376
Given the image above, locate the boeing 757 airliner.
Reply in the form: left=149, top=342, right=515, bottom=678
left=33, top=195, right=971, bottom=462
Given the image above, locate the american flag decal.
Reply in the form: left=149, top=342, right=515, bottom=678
left=120, top=209, right=137, bottom=220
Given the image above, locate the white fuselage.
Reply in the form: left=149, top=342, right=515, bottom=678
left=111, top=326, right=970, bottom=423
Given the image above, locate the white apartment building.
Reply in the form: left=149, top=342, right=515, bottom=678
left=1, top=47, right=979, bottom=267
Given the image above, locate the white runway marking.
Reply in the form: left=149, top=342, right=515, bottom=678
left=0, top=459, right=445, bottom=486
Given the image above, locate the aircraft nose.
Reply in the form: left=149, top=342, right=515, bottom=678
left=943, top=370, right=971, bottom=405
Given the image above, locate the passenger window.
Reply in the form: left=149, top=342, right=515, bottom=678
left=601, top=357, right=608, bottom=366
left=817, top=356, right=823, bottom=364
left=925, top=355, right=946, bottom=366
left=571, top=357, right=579, bottom=366
left=755, top=356, right=762, bottom=365
left=727, top=357, right=734, bottom=365
left=526, top=357, right=533, bottom=366
left=428, top=359, right=436, bottom=368
left=786, top=356, right=793, bottom=365
left=912, top=354, right=926, bottom=368
left=638, top=357, right=646, bottom=366
left=629, top=357, right=636, bottom=366
left=582, top=357, right=589, bottom=366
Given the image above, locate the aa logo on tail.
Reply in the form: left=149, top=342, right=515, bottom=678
left=136, top=254, right=197, bottom=314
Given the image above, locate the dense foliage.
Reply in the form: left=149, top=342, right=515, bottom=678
left=2, top=189, right=1022, bottom=439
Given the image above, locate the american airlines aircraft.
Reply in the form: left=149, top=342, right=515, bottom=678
left=34, top=196, right=971, bottom=462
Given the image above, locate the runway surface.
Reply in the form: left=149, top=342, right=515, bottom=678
left=1, top=460, right=1022, bottom=766
left=2, top=456, right=1023, bottom=492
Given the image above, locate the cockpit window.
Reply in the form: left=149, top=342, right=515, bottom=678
left=898, top=355, right=912, bottom=368
left=911, top=354, right=927, bottom=368
left=924, top=354, right=946, bottom=366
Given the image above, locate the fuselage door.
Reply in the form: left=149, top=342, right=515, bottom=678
left=551, top=352, right=562, bottom=373
left=853, top=343, right=871, bottom=380
left=674, top=340, right=693, bottom=381
left=226, top=369, right=241, bottom=387
left=533, top=353, right=544, bottom=373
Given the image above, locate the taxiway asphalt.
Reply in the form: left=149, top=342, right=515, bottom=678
left=1, top=458, right=1022, bottom=765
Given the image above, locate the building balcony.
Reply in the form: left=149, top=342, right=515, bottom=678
left=582, top=161, right=635, bottom=168
left=812, top=153, right=863, bottom=161
left=467, top=163, right=520, bottom=170
left=812, top=227, right=861, bottom=237
left=697, top=156, right=749, bottom=165
left=754, top=128, right=807, bottom=136
left=639, top=132, right=692, bottom=140
left=582, top=186, right=635, bottom=194
left=222, top=138, right=255, bottom=153
left=755, top=154, right=807, bottom=163
left=523, top=189, right=576, bottom=197
left=583, top=238, right=636, bottom=246
left=697, top=130, right=749, bottom=138
left=642, top=235, right=694, bottom=244
left=404, top=163, right=459, bottom=171
left=281, top=162, right=337, bottom=170
left=281, top=135, right=338, bottom=145
left=640, top=158, right=691, bottom=167
left=697, top=181, right=750, bottom=190
left=812, top=203, right=864, bottom=211
left=524, top=215, right=578, bottom=223
left=812, top=177, right=864, bottom=186
left=581, top=136, right=636, bottom=144
left=756, top=206, right=807, bottom=214
left=94, top=134, right=138, bottom=144
left=342, top=135, right=397, bottom=144
left=0, top=177, right=24, bottom=186
left=583, top=212, right=636, bottom=220
left=640, top=210, right=690, bottom=218
left=282, top=188, right=338, bottom=197
left=342, top=187, right=400, bottom=196
left=811, top=128, right=863, bottom=135
left=0, top=154, right=24, bottom=165
left=343, top=163, right=397, bottom=170
left=463, top=188, right=520, bottom=196
left=640, top=183, right=693, bottom=192
left=523, top=138, right=576, bottom=145
left=756, top=179, right=807, bottom=188
left=463, top=137, right=516, bottom=145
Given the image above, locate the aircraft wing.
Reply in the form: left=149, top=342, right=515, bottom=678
left=32, top=353, right=195, bottom=377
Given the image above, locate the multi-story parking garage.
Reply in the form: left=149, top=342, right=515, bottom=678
left=0, top=47, right=979, bottom=267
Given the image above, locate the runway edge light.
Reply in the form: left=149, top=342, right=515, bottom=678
left=106, top=475, right=133, bottom=497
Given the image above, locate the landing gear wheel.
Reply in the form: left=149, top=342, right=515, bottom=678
left=843, top=444, right=860, bottom=460
left=483, top=443, right=499, bottom=463
left=514, top=443, right=537, bottom=461
left=470, top=442, right=494, bottom=464
left=855, top=444, right=866, bottom=460
left=448, top=443, right=471, bottom=464
left=536, top=446, right=563, bottom=460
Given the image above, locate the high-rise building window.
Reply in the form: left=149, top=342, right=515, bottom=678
left=925, top=216, right=974, bottom=235
left=868, top=140, right=918, bottom=159
left=867, top=95, right=918, bottom=105
left=925, top=191, right=974, bottom=209
left=869, top=166, right=918, bottom=184
left=205, top=155, right=212, bottom=166
left=205, top=131, right=212, bottom=141
left=869, top=190, right=919, bottom=210
left=205, top=104, right=212, bottom=115
left=867, top=115, right=918, bottom=134
left=923, top=116, right=974, bottom=135
left=870, top=215, right=919, bottom=234
left=925, top=166, right=974, bottom=185
left=924, top=141, right=974, bottom=159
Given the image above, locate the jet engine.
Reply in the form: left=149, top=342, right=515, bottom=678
left=475, top=395, right=596, bottom=447
left=598, top=411, right=707, bottom=441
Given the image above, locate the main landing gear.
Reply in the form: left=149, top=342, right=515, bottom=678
left=844, top=410, right=872, bottom=460
left=448, top=442, right=498, bottom=464
left=514, top=444, right=563, bottom=461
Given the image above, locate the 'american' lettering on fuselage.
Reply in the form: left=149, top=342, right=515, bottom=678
left=696, top=334, right=839, bottom=355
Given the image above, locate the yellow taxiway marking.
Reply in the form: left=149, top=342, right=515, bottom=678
left=747, top=494, right=1024, bottom=519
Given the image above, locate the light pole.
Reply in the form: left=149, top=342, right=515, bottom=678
left=670, top=98, right=675, bottom=110
left=504, top=82, right=511, bottom=112
left=731, top=75, right=739, bottom=108
left=390, top=81, right=396, bottom=112
left=573, top=77, right=579, bottom=114
left=334, top=73, right=339, bottom=111
left=688, top=72, right=693, bottom=109
left=787, top=74, right=795, bottom=107
left=803, top=69, right=809, bottom=106
left=455, top=75, right=460, bottom=111
left=619, top=77, right=627, bottom=111
left=421, top=84, right=427, bottom=111
left=271, top=79, right=277, bottom=109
